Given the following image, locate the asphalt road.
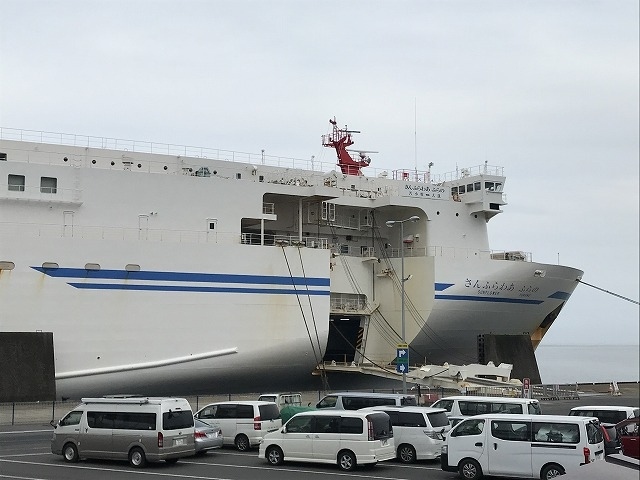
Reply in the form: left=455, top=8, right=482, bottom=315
left=1, top=390, right=637, bottom=480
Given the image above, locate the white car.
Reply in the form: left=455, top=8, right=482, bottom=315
left=259, top=410, right=395, bottom=471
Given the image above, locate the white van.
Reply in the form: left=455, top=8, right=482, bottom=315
left=441, top=414, right=605, bottom=479
left=360, top=405, right=450, bottom=462
left=431, top=395, right=541, bottom=425
left=258, top=393, right=303, bottom=410
left=193, top=401, right=281, bottom=451
left=259, top=409, right=395, bottom=471
left=50, top=397, right=195, bottom=467
left=316, top=392, right=417, bottom=410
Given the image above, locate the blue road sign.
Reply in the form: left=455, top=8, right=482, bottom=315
left=396, top=343, right=409, bottom=373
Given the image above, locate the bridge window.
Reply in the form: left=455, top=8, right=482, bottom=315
left=40, top=176, right=58, bottom=194
left=8, top=174, right=25, bottom=191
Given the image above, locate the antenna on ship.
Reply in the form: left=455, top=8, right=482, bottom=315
left=322, top=117, right=375, bottom=176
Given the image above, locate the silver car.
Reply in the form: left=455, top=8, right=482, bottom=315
left=194, top=419, right=223, bottom=454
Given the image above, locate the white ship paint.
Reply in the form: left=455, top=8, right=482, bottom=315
left=0, top=121, right=582, bottom=399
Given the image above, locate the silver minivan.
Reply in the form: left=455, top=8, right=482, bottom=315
left=51, top=396, right=195, bottom=467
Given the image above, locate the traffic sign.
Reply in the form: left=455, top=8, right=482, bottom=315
left=396, top=343, right=409, bottom=373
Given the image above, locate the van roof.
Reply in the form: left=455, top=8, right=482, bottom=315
left=570, top=405, right=637, bottom=412
left=324, top=392, right=414, bottom=398
left=457, top=413, right=599, bottom=422
left=438, top=396, right=538, bottom=403
left=361, top=405, right=447, bottom=414
left=202, top=400, right=276, bottom=406
left=80, top=397, right=188, bottom=405
left=292, top=409, right=388, bottom=418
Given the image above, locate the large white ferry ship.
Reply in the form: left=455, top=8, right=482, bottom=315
left=0, top=120, right=583, bottom=399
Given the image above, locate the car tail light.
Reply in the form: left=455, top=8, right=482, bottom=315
left=583, top=447, right=591, bottom=463
left=368, top=420, right=374, bottom=441
left=158, top=432, right=164, bottom=448
left=195, top=431, right=206, bottom=439
left=254, top=416, right=261, bottom=430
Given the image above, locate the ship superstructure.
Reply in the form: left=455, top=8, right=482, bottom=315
left=0, top=121, right=582, bottom=399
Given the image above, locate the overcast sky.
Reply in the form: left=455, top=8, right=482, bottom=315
left=1, top=1, right=638, bottom=346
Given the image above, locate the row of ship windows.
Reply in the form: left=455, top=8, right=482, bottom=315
left=6, top=174, right=58, bottom=193
left=0, top=262, right=141, bottom=272
left=452, top=181, right=503, bottom=194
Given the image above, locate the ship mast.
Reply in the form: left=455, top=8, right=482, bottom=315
left=321, top=117, right=375, bottom=176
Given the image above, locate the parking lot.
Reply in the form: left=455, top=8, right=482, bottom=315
left=1, top=427, right=452, bottom=480
left=1, top=387, right=637, bottom=480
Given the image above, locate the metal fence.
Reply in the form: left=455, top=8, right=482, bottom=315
left=0, top=384, right=583, bottom=426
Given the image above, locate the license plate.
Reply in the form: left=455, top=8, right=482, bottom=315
left=174, top=438, right=185, bottom=446
left=206, top=433, right=217, bottom=439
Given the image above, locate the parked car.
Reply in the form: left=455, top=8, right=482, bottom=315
left=431, top=395, right=541, bottom=427
left=315, top=392, right=417, bottom=410
left=259, top=410, right=395, bottom=471
left=616, top=417, right=640, bottom=459
left=193, top=401, right=281, bottom=451
left=360, top=405, right=449, bottom=463
left=258, top=393, right=303, bottom=410
left=569, top=405, right=639, bottom=455
left=194, top=419, right=223, bottom=454
left=441, top=414, right=605, bottom=480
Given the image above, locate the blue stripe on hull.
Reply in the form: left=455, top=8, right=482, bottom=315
left=435, top=294, right=544, bottom=305
left=68, top=283, right=331, bottom=295
left=31, top=266, right=330, bottom=287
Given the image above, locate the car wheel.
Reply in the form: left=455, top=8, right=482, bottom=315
left=338, top=450, right=357, bottom=471
left=459, top=458, right=483, bottom=480
left=129, top=447, right=147, bottom=468
left=541, top=464, right=564, bottom=479
left=234, top=434, right=250, bottom=451
left=398, top=443, right=417, bottom=463
left=62, top=443, right=79, bottom=463
left=266, top=445, right=284, bottom=466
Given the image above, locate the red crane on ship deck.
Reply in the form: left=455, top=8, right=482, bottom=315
left=322, top=117, right=376, bottom=176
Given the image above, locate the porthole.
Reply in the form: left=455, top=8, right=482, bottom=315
left=0, top=261, right=15, bottom=270
left=213, top=170, right=217, bottom=175
left=436, top=211, right=440, bottom=215
left=42, top=262, right=59, bottom=269
left=92, top=159, right=96, bottom=164
left=63, top=157, right=68, bottom=162
left=137, top=163, right=142, bottom=168
left=85, top=263, right=100, bottom=271
left=125, top=264, right=141, bottom=272
left=456, top=213, right=459, bottom=217
left=111, top=161, right=115, bottom=166
left=163, top=166, right=168, bottom=170
left=474, top=214, right=478, bottom=218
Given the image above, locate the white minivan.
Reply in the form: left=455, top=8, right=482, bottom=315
left=360, top=405, right=450, bottom=462
left=316, top=392, right=417, bottom=410
left=51, top=396, right=195, bottom=467
left=194, top=401, right=281, bottom=451
left=259, top=410, right=395, bottom=471
left=441, top=414, right=605, bottom=479
left=431, top=396, right=541, bottom=426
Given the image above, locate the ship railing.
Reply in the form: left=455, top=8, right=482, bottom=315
left=330, top=293, right=368, bottom=312
left=1, top=127, right=504, bottom=183
left=240, top=232, right=329, bottom=249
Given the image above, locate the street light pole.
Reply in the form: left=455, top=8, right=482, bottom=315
left=386, top=215, right=420, bottom=395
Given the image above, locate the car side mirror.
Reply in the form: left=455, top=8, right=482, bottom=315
left=50, top=420, right=57, bottom=428
left=281, top=427, right=287, bottom=434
